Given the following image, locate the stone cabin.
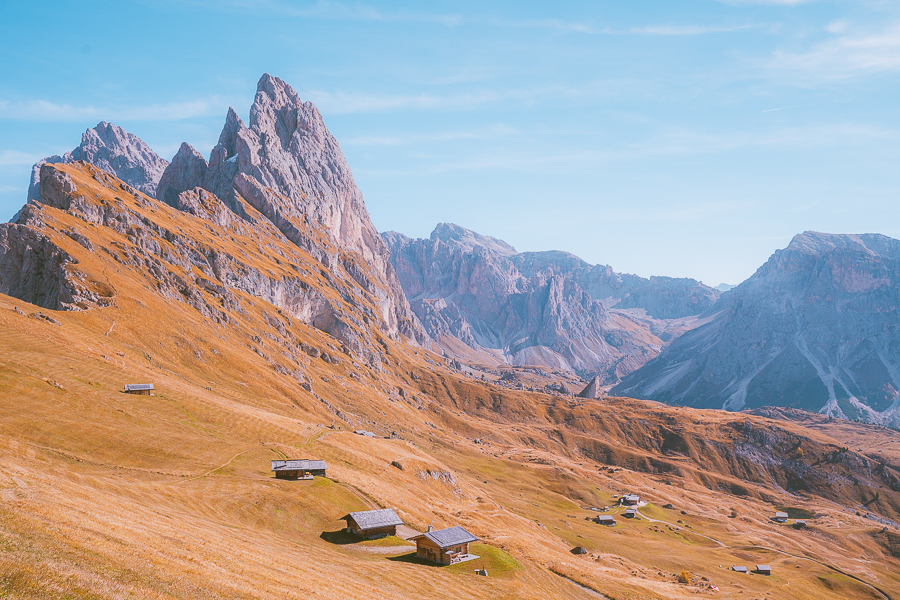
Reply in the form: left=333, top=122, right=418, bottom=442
left=411, top=526, right=478, bottom=565
left=271, top=459, right=327, bottom=480
left=343, top=508, right=404, bottom=539
left=124, top=383, right=154, bottom=395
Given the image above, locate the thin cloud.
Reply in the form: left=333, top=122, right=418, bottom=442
left=629, top=24, right=757, bottom=35
left=770, top=22, right=900, bottom=79
left=0, top=97, right=231, bottom=122
left=0, top=150, right=40, bottom=166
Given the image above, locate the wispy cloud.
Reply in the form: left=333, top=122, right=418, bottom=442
left=0, top=150, right=40, bottom=166
left=628, top=24, right=757, bottom=35
left=342, top=125, right=517, bottom=147
left=0, top=97, right=231, bottom=122
left=770, top=22, right=900, bottom=79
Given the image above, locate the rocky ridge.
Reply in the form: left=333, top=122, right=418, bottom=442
left=383, top=223, right=719, bottom=381
left=613, top=231, right=900, bottom=427
left=157, top=74, right=423, bottom=343
left=27, top=121, right=168, bottom=202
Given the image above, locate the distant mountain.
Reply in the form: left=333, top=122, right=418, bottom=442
left=716, top=283, right=736, bottom=292
left=28, top=121, right=169, bottom=201
left=383, top=223, right=719, bottom=381
left=613, top=231, right=900, bottom=427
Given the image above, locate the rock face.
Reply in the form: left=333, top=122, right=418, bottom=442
left=383, top=223, right=719, bottom=381
left=156, top=74, right=423, bottom=343
left=613, top=231, right=900, bottom=427
left=577, top=376, right=602, bottom=399
left=28, top=122, right=168, bottom=201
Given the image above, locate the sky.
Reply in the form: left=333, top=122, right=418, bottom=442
left=1, top=0, right=899, bottom=287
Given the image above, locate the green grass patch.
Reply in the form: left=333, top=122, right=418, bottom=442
left=445, top=543, right=523, bottom=577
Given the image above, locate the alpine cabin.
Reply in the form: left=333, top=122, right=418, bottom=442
left=343, top=508, right=404, bottom=539
left=271, top=459, right=327, bottom=480
left=124, top=383, right=154, bottom=395
left=412, top=526, right=478, bottom=565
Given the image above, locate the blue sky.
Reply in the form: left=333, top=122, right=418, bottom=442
left=2, top=0, right=899, bottom=286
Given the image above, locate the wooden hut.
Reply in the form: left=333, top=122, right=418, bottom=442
left=732, top=566, right=748, bottom=573
left=270, top=459, right=327, bottom=480
left=594, top=515, right=616, bottom=526
left=621, top=494, right=640, bottom=505
left=754, top=565, right=772, bottom=575
left=411, top=526, right=478, bottom=565
left=342, top=508, right=404, bottom=539
left=124, top=383, right=154, bottom=395
left=773, top=511, right=789, bottom=523
left=624, top=508, right=637, bottom=518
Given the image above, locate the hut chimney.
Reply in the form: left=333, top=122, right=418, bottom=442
left=427, top=524, right=433, bottom=532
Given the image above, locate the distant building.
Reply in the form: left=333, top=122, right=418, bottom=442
left=411, top=526, right=478, bottom=565
left=732, top=566, right=748, bottom=573
left=594, top=515, right=616, bottom=526
left=774, top=512, right=789, bottom=523
left=624, top=508, right=637, bottom=518
left=271, top=459, right=327, bottom=480
left=755, top=565, right=772, bottom=575
left=124, top=383, right=154, bottom=395
left=794, top=520, right=807, bottom=528
left=343, top=508, right=404, bottom=539
left=622, top=494, right=640, bottom=505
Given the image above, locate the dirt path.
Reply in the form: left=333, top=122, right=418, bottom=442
left=634, top=509, right=727, bottom=547
left=174, top=449, right=252, bottom=484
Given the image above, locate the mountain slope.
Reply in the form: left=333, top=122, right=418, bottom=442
left=613, top=231, right=900, bottom=426
left=384, top=223, right=718, bottom=381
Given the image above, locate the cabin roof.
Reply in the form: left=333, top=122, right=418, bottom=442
left=756, top=565, right=772, bottom=570
left=344, top=508, right=403, bottom=530
left=623, top=494, right=640, bottom=502
left=271, top=459, right=327, bottom=471
left=124, top=383, right=154, bottom=391
left=732, top=566, right=748, bottom=572
left=775, top=511, right=789, bottom=518
left=413, top=526, right=478, bottom=549
left=596, top=515, right=615, bottom=522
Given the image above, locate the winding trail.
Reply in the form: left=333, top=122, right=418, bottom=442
left=174, top=449, right=252, bottom=484
left=634, top=508, right=727, bottom=547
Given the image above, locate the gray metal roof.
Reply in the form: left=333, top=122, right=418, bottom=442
left=775, top=512, right=789, bottom=518
left=623, top=494, right=640, bottom=502
left=416, top=526, right=478, bottom=549
left=756, top=565, right=772, bottom=570
left=732, top=566, right=748, bottom=573
left=124, top=383, right=154, bottom=391
left=344, top=508, right=403, bottom=530
left=596, top=515, right=615, bottom=522
left=271, top=459, right=327, bottom=471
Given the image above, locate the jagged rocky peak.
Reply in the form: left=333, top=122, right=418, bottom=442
left=430, top=222, right=518, bottom=257
left=613, top=231, right=900, bottom=427
left=156, top=143, right=208, bottom=208
left=28, top=121, right=168, bottom=201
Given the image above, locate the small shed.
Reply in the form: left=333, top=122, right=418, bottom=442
left=622, top=494, right=640, bottom=505
left=411, top=526, right=478, bottom=565
left=624, top=508, right=637, bottom=518
left=271, top=459, right=327, bottom=480
left=755, top=565, right=772, bottom=575
left=343, top=508, right=404, bottom=539
left=124, top=383, right=154, bottom=395
left=595, top=515, right=616, bottom=526
left=794, top=520, right=807, bottom=528
left=774, top=511, right=789, bottom=523
left=732, top=566, right=748, bottom=573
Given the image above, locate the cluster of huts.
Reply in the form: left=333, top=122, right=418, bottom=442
left=732, top=565, right=772, bottom=575
left=270, top=460, right=479, bottom=565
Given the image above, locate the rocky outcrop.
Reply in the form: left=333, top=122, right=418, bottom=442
left=613, top=231, right=900, bottom=427
left=159, top=74, right=424, bottom=344
left=28, top=122, right=168, bottom=201
left=577, top=376, right=602, bottom=399
left=156, top=143, right=208, bottom=208
left=384, top=223, right=718, bottom=381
